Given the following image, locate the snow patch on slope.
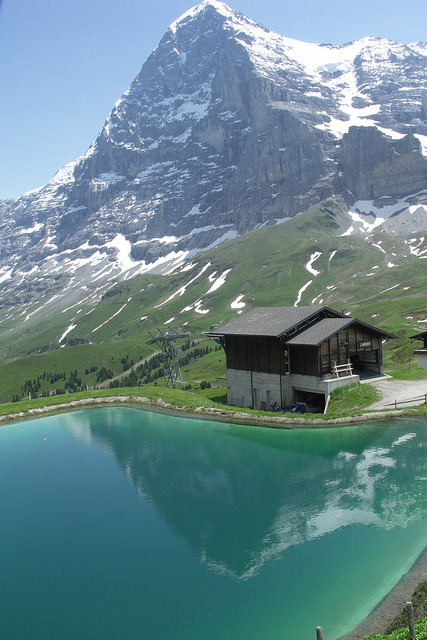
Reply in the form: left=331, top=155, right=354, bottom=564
left=59, top=323, right=77, bottom=343
left=230, top=294, right=245, bottom=310
left=206, top=268, right=232, bottom=294
left=305, top=251, right=322, bottom=276
left=294, top=280, right=313, bottom=307
left=92, top=296, right=133, bottom=333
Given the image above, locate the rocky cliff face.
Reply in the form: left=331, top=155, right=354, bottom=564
left=339, top=127, right=427, bottom=200
left=0, top=0, right=426, bottom=313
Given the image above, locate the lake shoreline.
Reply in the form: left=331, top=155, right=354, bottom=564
left=339, top=547, right=427, bottom=639
left=0, top=393, right=420, bottom=429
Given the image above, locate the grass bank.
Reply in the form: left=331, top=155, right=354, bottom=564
left=0, top=383, right=426, bottom=427
left=361, top=617, right=427, bottom=640
left=360, top=581, right=427, bottom=639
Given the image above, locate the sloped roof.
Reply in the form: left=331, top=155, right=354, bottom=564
left=286, top=318, right=354, bottom=346
left=208, top=306, right=341, bottom=338
left=208, top=306, right=396, bottom=341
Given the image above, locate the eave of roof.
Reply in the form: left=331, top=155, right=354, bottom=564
left=286, top=318, right=354, bottom=346
left=350, top=319, right=396, bottom=339
left=410, top=330, right=427, bottom=340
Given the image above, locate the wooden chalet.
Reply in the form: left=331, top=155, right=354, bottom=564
left=209, top=306, right=394, bottom=412
left=410, top=330, right=427, bottom=368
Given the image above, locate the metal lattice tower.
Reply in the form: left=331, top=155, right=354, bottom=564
left=147, top=327, right=189, bottom=389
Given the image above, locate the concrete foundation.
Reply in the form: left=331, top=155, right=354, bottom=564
left=413, top=350, right=427, bottom=369
left=226, top=369, right=293, bottom=409
left=226, top=368, right=360, bottom=410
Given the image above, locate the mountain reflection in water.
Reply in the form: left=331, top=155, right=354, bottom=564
left=67, top=409, right=426, bottom=581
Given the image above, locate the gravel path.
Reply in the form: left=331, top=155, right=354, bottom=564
left=364, top=377, right=427, bottom=410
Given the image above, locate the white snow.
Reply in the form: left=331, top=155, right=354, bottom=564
left=408, top=236, right=426, bottom=257
left=23, top=294, right=61, bottom=322
left=180, top=262, right=197, bottom=273
left=60, top=251, right=106, bottom=274
left=230, top=294, right=245, bottom=309
left=164, top=317, right=175, bottom=324
left=184, top=204, right=203, bottom=217
left=93, top=172, right=125, bottom=185
left=348, top=209, right=384, bottom=232
left=61, top=295, right=90, bottom=314
left=409, top=204, right=427, bottom=216
left=379, top=284, right=399, bottom=294
left=145, top=250, right=191, bottom=275
left=155, top=262, right=211, bottom=307
left=305, top=251, right=322, bottom=276
left=187, top=229, right=239, bottom=256
left=340, top=226, right=354, bottom=236
left=206, top=268, right=232, bottom=294
left=50, top=160, right=78, bottom=187
left=294, top=280, right=313, bottom=307
left=372, top=243, right=387, bottom=255
left=328, top=250, right=337, bottom=262
left=194, top=300, right=210, bottom=315
left=414, top=134, right=427, bottom=156
left=352, top=198, right=409, bottom=220
left=181, top=304, right=194, bottom=313
left=0, top=267, right=13, bottom=284
left=92, top=297, right=132, bottom=333
left=294, top=252, right=322, bottom=304
left=106, top=234, right=137, bottom=273
left=58, top=323, right=77, bottom=343
left=169, top=0, right=235, bottom=33
left=19, top=222, right=44, bottom=235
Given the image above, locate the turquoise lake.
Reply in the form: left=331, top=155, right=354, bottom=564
left=0, top=408, right=426, bottom=640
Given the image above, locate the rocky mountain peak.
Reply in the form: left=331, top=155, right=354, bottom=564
left=0, top=2, right=426, bottom=329
left=169, top=0, right=238, bottom=30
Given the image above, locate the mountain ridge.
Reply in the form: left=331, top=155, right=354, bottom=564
left=0, top=0, right=426, bottom=358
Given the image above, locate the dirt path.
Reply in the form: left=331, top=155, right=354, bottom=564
left=364, top=378, right=427, bottom=410
left=94, top=350, right=161, bottom=389
left=95, top=337, right=204, bottom=389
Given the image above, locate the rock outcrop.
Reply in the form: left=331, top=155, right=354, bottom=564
left=339, top=127, right=427, bottom=200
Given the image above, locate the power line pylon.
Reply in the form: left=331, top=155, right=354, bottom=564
left=147, top=327, right=189, bottom=389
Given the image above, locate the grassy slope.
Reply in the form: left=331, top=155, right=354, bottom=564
left=361, top=618, right=427, bottom=640
left=362, top=582, right=427, bottom=639
left=0, top=198, right=425, bottom=402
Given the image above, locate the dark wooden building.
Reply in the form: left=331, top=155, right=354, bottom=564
left=209, top=306, right=394, bottom=411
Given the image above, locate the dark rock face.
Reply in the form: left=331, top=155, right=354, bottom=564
left=339, top=127, right=427, bottom=199
left=0, top=1, right=426, bottom=310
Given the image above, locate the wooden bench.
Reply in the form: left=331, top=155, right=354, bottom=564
left=331, top=361, right=353, bottom=378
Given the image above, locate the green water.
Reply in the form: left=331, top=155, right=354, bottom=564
left=0, top=409, right=426, bottom=640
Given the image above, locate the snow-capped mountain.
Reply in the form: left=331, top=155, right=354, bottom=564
left=1, top=0, right=426, bottom=316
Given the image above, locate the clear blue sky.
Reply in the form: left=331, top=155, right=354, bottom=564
left=1, top=0, right=425, bottom=200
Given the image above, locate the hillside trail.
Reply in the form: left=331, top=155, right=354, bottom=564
left=94, top=337, right=204, bottom=389
left=363, top=377, right=427, bottom=410
left=94, top=350, right=161, bottom=389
